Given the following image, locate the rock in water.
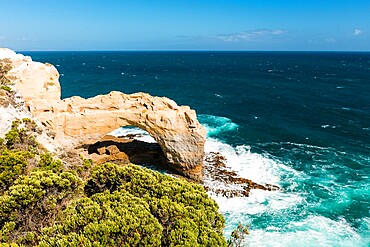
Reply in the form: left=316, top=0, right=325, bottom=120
left=0, top=48, right=206, bottom=181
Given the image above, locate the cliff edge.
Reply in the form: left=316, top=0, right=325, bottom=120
left=0, top=48, right=206, bottom=181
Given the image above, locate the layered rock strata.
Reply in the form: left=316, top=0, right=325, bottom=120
left=0, top=48, right=206, bottom=180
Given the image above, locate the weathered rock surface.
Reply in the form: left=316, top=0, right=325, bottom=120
left=203, top=152, right=280, bottom=197
left=0, top=48, right=206, bottom=180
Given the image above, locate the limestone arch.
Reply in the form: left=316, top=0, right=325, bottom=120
left=2, top=49, right=206, bottom=181
left=34, top=92, right=206, bottom=181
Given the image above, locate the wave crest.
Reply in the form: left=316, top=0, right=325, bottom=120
left=198, top=114, right=239, bottom=137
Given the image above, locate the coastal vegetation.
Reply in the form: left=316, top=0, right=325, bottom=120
left=0, top=59, right=12, bottom=86
left=227, top=224, right=250, bottom=247
left=0, top=86, right=11, bottom=92
left=0, top=119, right=227, bottom=246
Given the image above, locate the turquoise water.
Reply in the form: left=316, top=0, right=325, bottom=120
left=24, top=51, right=370, bottom=246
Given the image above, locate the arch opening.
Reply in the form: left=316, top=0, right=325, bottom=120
left=85, top=126, right=175, bottom=173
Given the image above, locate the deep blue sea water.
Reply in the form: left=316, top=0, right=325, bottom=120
left=24, top=51, right=370, bottom=246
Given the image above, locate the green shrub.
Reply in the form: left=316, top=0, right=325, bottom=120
left=85, top=163, right=226, bottom=246
left=0, top=150, right=33, bottom=191
left=39, top=191, right=162, bottom=247
left=0, top=86, right=11, bottom=92
left=0, top=243, right=20, bottom=247
left=67, top=155, right=92, bottom=176
left=227, top=223, right=249, bottom=247
left=4, top=129, right=21, bottom=148
left=37, top=153, right=63, bottom=173
left=0, top=170, right=82, bottom=245
left=0, top=122, right=226, bottom=246
left=4, top=120, right=38, bottom=152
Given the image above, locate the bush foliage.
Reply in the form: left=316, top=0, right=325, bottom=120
left=0, top=86, right=11, bottom=92
left=0, top=120, right=226, bottom=246
left=84, top=163, right=226, bottom=246
left=39, top=191, right=163, bottom=247
left=4, top=119, right=38, bottom=151
left=0, top=149, right=33, bottom=191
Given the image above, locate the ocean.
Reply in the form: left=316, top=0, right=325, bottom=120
left=23, top=51, right=370, bottom=246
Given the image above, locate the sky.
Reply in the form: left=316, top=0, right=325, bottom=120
left=0, top=0, right=369, bottom=51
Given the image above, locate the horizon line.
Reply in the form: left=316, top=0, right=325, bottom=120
left=17, top=49, right=370, bottom=53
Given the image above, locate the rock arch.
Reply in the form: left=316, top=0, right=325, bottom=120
left=1, top=49, right=206, bottom=181
left=36, top=92, right=206, bottom=180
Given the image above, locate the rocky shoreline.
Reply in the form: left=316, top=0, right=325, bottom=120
left=204, top=151, right=279, bottom=197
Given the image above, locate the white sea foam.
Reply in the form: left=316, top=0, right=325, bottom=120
left=211, top=189, right=302, bottom=216
left=321, top=124, right=337, bottom=129
left=259, top=141, right=330, bottom=151
left=106, top=116, right=369, bottom=246
left=205, top=138, right=296, bottom=185
left=198, top=116, right=360, bottom=246
left=246, top=216, right=367, bottom=247
left=203, top=137, right=305, bottom=237
left=109, top=126, right=156, bottom=143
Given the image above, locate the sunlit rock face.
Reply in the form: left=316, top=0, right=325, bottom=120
left=0, top=48, right=206, bottom=181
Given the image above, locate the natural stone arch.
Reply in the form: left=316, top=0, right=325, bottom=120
left=37, top=92, right=206, bottom=180
left=1, top=48, right=206, bottom=181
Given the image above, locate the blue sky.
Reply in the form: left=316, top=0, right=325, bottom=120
left=1, top=0, right=369, bottom=51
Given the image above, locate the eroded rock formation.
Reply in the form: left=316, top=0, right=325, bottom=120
left=203, top=152, right=280, bottom=197
left=0, top=48, right=206, bottom=180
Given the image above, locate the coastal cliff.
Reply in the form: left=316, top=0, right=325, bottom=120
left=0, top=48, right=227, bottom=246
left=0, top=48, right=206, bottom=181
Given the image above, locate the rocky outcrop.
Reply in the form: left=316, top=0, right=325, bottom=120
left=0, top=48, right=206, bottom=181
left=203, top=152, right=280, bottom=197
